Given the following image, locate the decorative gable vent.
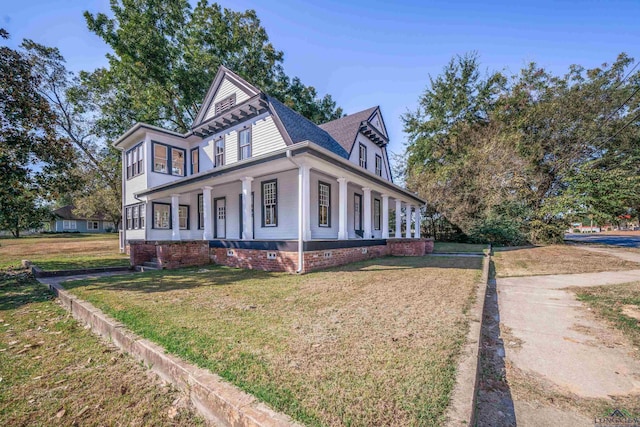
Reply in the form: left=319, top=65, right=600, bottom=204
left=214, top=93, right=236, bottom=116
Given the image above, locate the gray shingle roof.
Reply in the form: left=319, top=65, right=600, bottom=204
left=318, top=106, right=378, bottom=155
left=52, top=205, right=106, bottom=220
left=267, top=96, right=349, bottom=158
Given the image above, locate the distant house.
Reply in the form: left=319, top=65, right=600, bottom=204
left=50, top=205, right=115, bottom=233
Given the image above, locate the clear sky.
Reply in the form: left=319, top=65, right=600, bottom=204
left=3, top=0, right=640, bottom=158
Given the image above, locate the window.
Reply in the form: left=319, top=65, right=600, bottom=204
left=374, top=198, right=381, bottom=230
left=152, top=142, right=185, bottom=176
left=178, top=205, right=189, bottom=230
left=318, top=182, right=331, bottom=227
left=198, top=194, right=204, bottom=229
left=133, top=205, right=140, bottom=229
left=215, top=138, right=225, bottom=166
left=63, top=220, right=77, bottom=230
left=191, top=148, right=199, bottom=175
left=375, top=154, right=382, bottom=177
left=126, top=143, right=144, bottom=179
left=262, top=180, right=277, bottom=227
left=126, top=207, right=133, bottom=229
left=140, top=204, right=145, bottom=228
left=359, top=143, right=367, bottom=168
left=214, top=93, right=236, bottom=115
left=239, top=128, right=251, bottom=160
left=87, top=221, right=99, bottom=230
left=354, top=194, right=362, bottom=231
left=153, top=203, right=171, bottom=229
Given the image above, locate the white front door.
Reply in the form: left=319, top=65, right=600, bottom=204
left=215, top=198, right=226, bottom=238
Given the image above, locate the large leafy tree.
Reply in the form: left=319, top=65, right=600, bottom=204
left=82, top=0, right=342, bottom=140
left=0, top=29, right=76, bottom=237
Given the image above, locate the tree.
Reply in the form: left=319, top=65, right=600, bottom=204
left=82, top=0, right=342, bottom=140
left=0, top=29, right=76, bottom=237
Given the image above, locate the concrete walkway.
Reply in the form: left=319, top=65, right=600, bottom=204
left=498, top=266, right=640, bottom=425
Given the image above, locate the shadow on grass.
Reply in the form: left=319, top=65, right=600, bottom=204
left=331, top=255, right=484, bottom=273
left=0, top=273, right=53, bottom=311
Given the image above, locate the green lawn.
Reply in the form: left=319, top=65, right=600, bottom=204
left=64, top=256, right=482, bottom=426
left=0, top=234, right=129, bottom=270
left=0, top=270, right=202, bottom=426
left=433, top=242, right=487, bottom=253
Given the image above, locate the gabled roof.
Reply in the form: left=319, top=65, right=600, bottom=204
left=318, top=106, right=379, bottom=154
left=53, top=205, right=106, bottom=221
left=267, top=96, right=349, bottom=158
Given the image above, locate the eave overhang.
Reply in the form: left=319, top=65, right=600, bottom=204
left=359, top=121, right=388, bottom=146
left=191, top=94, right=270, bottom=138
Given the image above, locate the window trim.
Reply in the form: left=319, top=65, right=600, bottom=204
left=152, top=141, right=186, bottom=176
left=238, top=128, right=252, bottom=161
left=359, top=143, right=367, bottom=169
left=374, top=198, right=381, bottom=230
left=214, top=137, right=225, bottom=167
left=375, top=154, right=382, bottom=177
left=63, top=219, right=77, bottom=230
left=126, top=142, right=144, bottom=180
left=261, top=179, right=278, bottom=227
left=197, top=194, right=204, bottom=230
left=178, top=204, right=190, bottom=230
left=190, top=147, right=199, bottom=175
left=214, top=197, right=226, bottom=238
left=86, top=220, right=100, bottom=231
left=318, top=181, right=331, bottom=228
left=152, top=202, right=172, bottom=230
left=354, top=193, right=363, bottom=232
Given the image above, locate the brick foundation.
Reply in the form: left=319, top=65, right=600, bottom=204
left=130, top=238, right=434, bottom=273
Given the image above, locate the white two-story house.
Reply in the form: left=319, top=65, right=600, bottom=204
left=114, top=66, right=428, bottom=273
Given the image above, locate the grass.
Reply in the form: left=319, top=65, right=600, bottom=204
left=0, top=270, right=203, bottom=426
left=432, top=242, right=488, bottom=253
left=0, top=234, right=129, bottom=271
left=64, top=256, right=482, bottom=426
left=492, top=245, right=640, bottom=277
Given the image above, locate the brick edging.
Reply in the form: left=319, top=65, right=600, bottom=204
left=445, top=244, right=492, bottom=426
left=41, top=280, right=301, bottom=427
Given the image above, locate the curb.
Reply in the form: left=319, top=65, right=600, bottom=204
left=445, top=244, right=491, bottom=426
left=41, top=280, right=301, bottom=427
left=31, top=265, right=132, bottom=278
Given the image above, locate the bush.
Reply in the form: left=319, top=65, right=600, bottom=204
left=468, top=217, right=528, bottom=246
left=528, top=219, right=567, bottom=244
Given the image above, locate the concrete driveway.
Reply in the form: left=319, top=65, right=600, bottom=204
left=565, top=233, right=640, bottom=248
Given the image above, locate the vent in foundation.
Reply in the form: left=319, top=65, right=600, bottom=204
left=361, top=247, right=368, bottom=254
left=267, top=251, right=277, bottom=260
left=226, top=249, right=235, bottom=257
left=323, top=251, right=332, bottom=258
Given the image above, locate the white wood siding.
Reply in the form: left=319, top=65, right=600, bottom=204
left=348, top=134, right=390, bottom=181
left=254, top=170, right=298, bottom=240
left=251, top=116, right=287, bottom=157
left=310, top=172, right=338, bottom=239
left=204, top=78, right=251, bottom=121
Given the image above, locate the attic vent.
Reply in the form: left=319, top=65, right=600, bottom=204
left=215, top=94, right=236, bottom=115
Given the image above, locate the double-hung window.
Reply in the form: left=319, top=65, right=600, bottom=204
left=198, top=194, right=204, bottom=229
left=126, top=207, right=133, bottom=229
left=375, top=154, right=382, bottom=177
left=318, top=182, right=331, bottom=227
left=140, top=204, right=145, bottom=228
left=152, top=142, right=185, bottom=176
left=262, top=180, right=277, bottom=227
left=171, top=148, right=185, bottom=176
left=239, top=128, right=251, bottom=160
left=215, top=138, right=225, bottom=166
left=178, top=205, right=189, bottom=230
left=133, top=205, right=140, bottom=229
left=87, top=221, right=99, bottom=230
left=126, top=143, right=144, bottom=179
left=359, top=143, right=367, bottom=168
left=63, top=220, right=77, bottom=230
left=374, top=199, right=381, bottom=230
left=191, top=148, right=199, bottom=174
left=153, top=203, right=171, bottom=229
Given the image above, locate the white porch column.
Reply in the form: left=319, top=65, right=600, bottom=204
left=381, top=194, right=390, bottom=239
left=171, top=194, right=180, bottom=241
left=363, top=187, right=372, bottom=239
left=242, top=177, right=253, bottom=240
left=395, top=199, right=402, bottom=238
left=337, top=178, right=348, bottom=240
left=415, top=205, right=422, bottom=238
left=299, top=165, right=312, bottom=241
left=405, top=204, right=412, bottom=238
left=202, top=186, right=213, bottom=240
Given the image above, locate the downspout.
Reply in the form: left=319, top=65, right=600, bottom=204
left=121, top=150, right=127, bottom=253
left=286, top=150, right=304, bottom=274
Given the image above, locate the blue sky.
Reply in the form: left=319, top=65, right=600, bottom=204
left=3, top=0, right=640, bottom=158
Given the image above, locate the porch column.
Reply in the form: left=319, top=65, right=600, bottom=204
left=415, top=205, right=422, bottom=238
left=171, top=194, right=180, bottom=241
left=242, top=177, right=253, bottom=240
left=363, top=187, right=372, bottom=239
left=395, top=199, right=402, bottom=238
left=381, top=194, right=390, bottom=239
left=202, top=186, right=213, bottom=240
left=405, top=204, right=412, bottom=238
left=337, top=178, right=348, bottom=240
left=299, top=165, right=312, bottom=241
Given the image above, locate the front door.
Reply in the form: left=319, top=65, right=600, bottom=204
left=214, top=198, right=226, bottom=238
left=354, top=193, right=363, bottom=237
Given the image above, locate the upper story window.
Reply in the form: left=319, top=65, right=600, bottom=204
left=153, top=142, right=185, bottom=176
left=359, top=143, right=367, bottom=168
left=262, top=179, right=277, bottom=227
left=215, top=138, right=225, bottom=166
left=126, top=143, right=144, bottom=179
left=214, top=94, right=236, bottom=115
left=190, top=148, right=199, bottom=174
left=318, top=182, right=331, bottom=227
left=239, top=128, right=251, bottom=160
left=375, top=154, right=382, bottom=177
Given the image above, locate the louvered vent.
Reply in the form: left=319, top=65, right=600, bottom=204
left=214, top=93, right=236, bottom=115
